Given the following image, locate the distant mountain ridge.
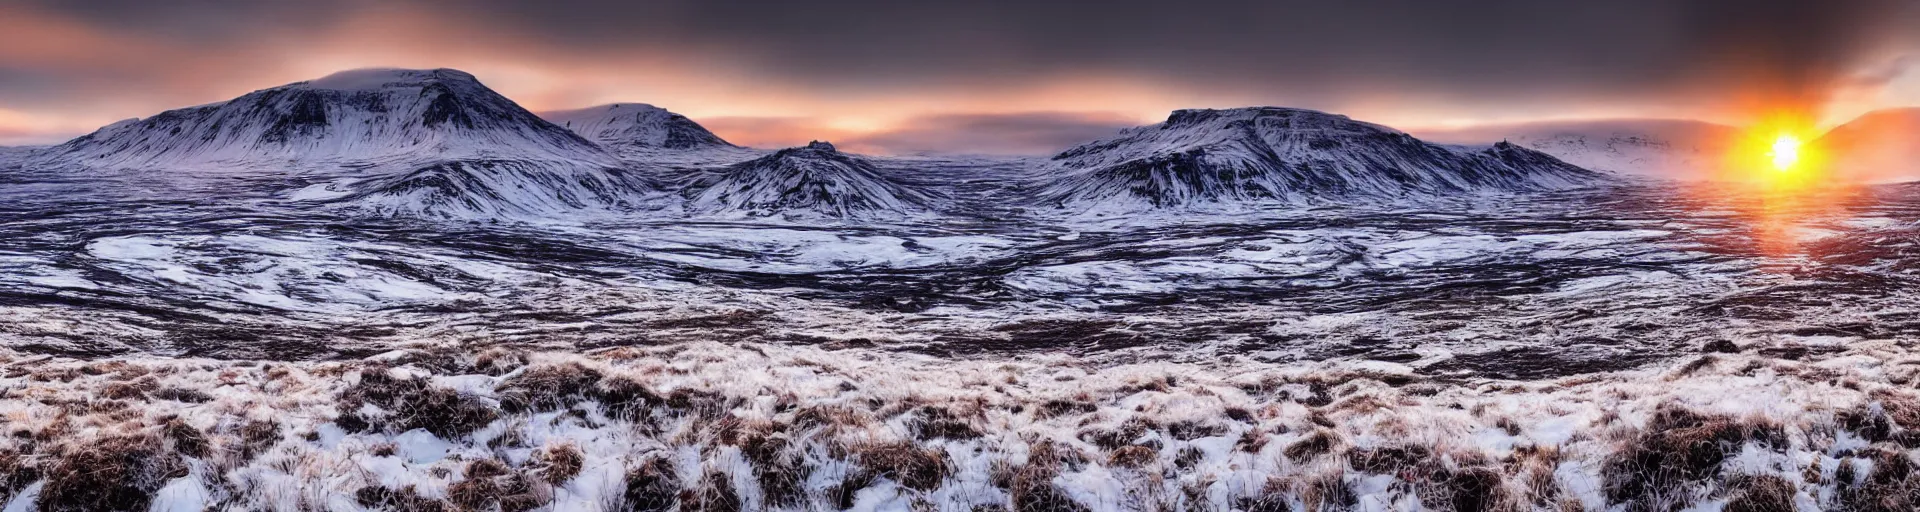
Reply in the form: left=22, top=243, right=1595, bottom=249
left=20, top=69, right=1637, bottom=221
left=1819, top=108, right=1920, bottom=183
left=540, top=103, right=734, bottom=152
left=1417, top=119, right=1737, bottom=180
left=1040, top=107, right=1607, bottom=209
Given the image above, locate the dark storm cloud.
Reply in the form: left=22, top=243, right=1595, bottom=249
left=843, top=112, right=1141, bottom=156
left=14, top=0, right=1915, bottom=108
left=4, top=0, right=1919, bottom=149
left=11, top=0, right=358, bottom=42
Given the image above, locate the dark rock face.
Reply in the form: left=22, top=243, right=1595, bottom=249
left=1043, top=107, right=1609, bottom=208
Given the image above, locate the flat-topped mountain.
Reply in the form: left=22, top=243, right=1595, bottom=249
left=32, top=68, right=652, bottom=220
left=1041, top=107, right=1608, bottom=209
left=42, top=68, right=617, bottom=169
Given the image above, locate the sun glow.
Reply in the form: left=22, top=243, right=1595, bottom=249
left=1720, top=112, right=1827, bottom=191
left=1703, top=111, right=1861, bottom=258
left=1769, top=134, right=1801, bottom=172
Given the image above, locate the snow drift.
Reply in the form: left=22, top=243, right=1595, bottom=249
left=0, top=338, right=1903, bottom=512
left=1040, top=107, right=1608, bottom=209
left=679, top=141, right=934, bottom=218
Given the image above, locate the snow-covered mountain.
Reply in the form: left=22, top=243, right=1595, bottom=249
left=539, top=103, right=759, bottom=168
left=33, top=68, right=652, bottom=219
left=540, top=103, right=733, bottom=152
left=1819, top=108, right=1920, bottom=183
left=1418, top=119, right=1737, bottom=180
left=1040, top=107, right=1608, bottom=209
left=41, top=68, right=616, bottom=169
left=679, top=141, right=933, bottom=218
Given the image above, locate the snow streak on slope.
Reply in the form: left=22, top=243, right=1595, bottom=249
left=680, top=141, right=936, bottom=219
left=1040, top=108, right=1608, bottom=210
left=1418, top=119, right=1738, bottom=180
left=33, top=68, right=653, bottom=220
left=1819, top=108, right=1920, bottom=183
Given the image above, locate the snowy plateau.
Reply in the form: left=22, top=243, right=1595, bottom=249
left=2, top=68, right=1919, bottom=512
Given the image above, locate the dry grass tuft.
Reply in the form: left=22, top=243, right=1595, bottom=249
left=1036, top=397, right=1098, bottom=419
left=37, top=434, right=186, bottom=512
left=723, top=421, right=809, bottom=507
left=1284, top=428, right=1344, bottom=463
left=1602, top=404, right=1789, bottom=512
left=681, top=471, right=741, bottom=512
left=338, top=366, right=499, bottom=438
left=1723, top=474, right=1796, bottom=512
left=1008, top=464, right=1091, bottom=512
left=448, top=458, right=547, bottom=512
left=907, top=405, right=983, bottom=441
left=474, top=347, right=529, bottom=376
left=236, top=419, right=280, bottom=462
left=1836, top=447, right=1920, bottom=512
left=497, top=362, right=605, bottom=413
left=1107, top=445, right=1157, bottom=468
left=622, top=457, right=681, bottom=512
left=532, top=443, right=586, bottom=485
left=355, top=484, right=450, bottom=511
left=0, top=447, right=40, bottom=505
left=161, top=417, right=209, bottom=458
left=149, top=386, right=213, bottom=403
left=853, top=440, right=950, bottom=492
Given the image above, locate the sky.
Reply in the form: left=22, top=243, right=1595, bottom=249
left=0, top=0, right=1917, bottom=153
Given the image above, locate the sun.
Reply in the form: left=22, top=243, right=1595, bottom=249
left=1768, top=134, right=1801, bottom=172
left=1720, top=112, right=1826, bottom=190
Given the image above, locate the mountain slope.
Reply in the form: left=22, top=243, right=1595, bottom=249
left=1819, top=108, right=1920, bottom=183
left=34, top=68, right=651, bottom=219
left=0, top=146, right=35, bottom=172
left=1418, top=119, right=1737, bottom=179
left=1041, top=107, right=1607, bottom=209
left=679, top=141, right=932, bottom=218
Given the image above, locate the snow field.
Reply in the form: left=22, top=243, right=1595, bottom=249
left=2, top=339, right=1917, bottom=511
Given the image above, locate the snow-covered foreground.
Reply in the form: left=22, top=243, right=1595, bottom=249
left=3, top=338, right=1917, bottom=511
